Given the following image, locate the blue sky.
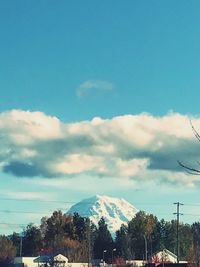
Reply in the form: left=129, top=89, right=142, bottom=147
left=1, top=0, right=200, bottom=234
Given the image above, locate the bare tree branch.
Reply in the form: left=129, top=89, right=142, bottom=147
left=177, top=160, right=200, bottom=175
left=178, top=120, right=200, bottom=175
left=190, top=119, right=200, bottom=142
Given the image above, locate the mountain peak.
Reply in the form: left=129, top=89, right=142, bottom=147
left=67, top=195, right=138, bottom=234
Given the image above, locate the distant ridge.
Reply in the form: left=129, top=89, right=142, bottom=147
left=67, top=195, right=138, bottom=234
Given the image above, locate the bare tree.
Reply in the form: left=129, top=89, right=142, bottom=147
left=178, top=120, right=200, bottom=175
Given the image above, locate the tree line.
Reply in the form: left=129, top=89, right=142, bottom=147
left=1, top=210, right=200, bottom=265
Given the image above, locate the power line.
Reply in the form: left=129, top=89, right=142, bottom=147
left=0, top=209, right=52, bottom=214
left=182, top=213, right=200, bottom=217
left=0, top=197, right=77, bottom=204
left=0, top=222, right=26, bottom=227
left=0, top=207, right=177, bottom=216
left=0, top=197, right=174, bottom=206
left=2, top=197, right=200, bottom=208
left=183, top=203, right=200, bottom=207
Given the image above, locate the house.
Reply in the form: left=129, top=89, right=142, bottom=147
left=126, top=260, right=146, bottom=267
left=34, top=253, right=68, bottom=266
left=151, top=249, right=177, bottom=264
left=13, top=254, right=88, bottom=267
left=13, top=257, right=38, bottom=267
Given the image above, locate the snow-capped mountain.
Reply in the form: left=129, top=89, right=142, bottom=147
left=67, top=195, right=138, bottom=234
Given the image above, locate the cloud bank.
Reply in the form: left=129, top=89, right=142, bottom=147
left=1, top=110, right=200, bottom=186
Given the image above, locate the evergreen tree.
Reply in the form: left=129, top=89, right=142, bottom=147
left=191, top=222, right=200, bottom=250
left=73, top=212, right=87, bottom=241
left=179, top=223, right=193, bottom=260
left=163, top=220, right=177, bottom=253
left=128, top=211, right=158, bottom=259
left=128, top=211, right=146, bottom=259
left=93, top=217, right=113, bottom=261
left=22, top=224, right=42, bottom=256
left=43, top=210, right=67, bottom=252
left=9, top=232, right=21, bottom=256
left=115, top=224, right=131, bottom=260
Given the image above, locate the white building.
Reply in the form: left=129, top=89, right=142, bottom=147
left=13, top=254, right=88, bottom=267
left=151, top=249, right=178, bottom=264
left=13, top=257, right=38, bottom=267
left=34, top=253, right=68, bottom=266
left=126, top=260, right=146, bottom=267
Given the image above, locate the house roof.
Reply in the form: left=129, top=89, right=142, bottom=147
left=34, top=253, right=68, bottom=263
left=154, top=249, right=177, bottom=259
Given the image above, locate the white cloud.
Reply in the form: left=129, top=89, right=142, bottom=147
left=1, top=109, right=200, bottom=186
left=76, top=79, right=114, bottom=97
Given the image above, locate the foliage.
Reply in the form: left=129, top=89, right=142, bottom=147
left=22, top=223, right=43, bottom=256
left=42, top=210, right=68, bottom=251
left=0, top=235, right=16, bottom=265
left=114, top=256, right=126, bottom=266
left=4, top=209, right=200, bottom=264
left=115, top=224, right=131, bottom=260
left=93, top=217, right=113, bottom=261
left=40, top=211, right=94, bottom=262
left=9, top=232, right=21, bottom=256
left=116, top=211, right=194, bottom=261
left=179, top=223, right=193, bottom=259
left=127, top=211, right=159, bottom=259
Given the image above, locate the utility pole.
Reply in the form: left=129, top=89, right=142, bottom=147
left=87, top=219, right=91, bottom=267
left=112, top=248, right=116, bottom=267
left=143, top=235, right=148, bottom=263
left=19, top=226, right=23, bottom=258
left=19, top=234, right=22, bottom=257
left=173, top=202, right=183, bottom=263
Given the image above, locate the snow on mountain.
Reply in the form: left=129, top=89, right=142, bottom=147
left=67, top=195, right=138, bottom=234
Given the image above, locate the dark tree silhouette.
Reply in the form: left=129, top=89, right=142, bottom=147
left=93, top=217, right=113, bottom=261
